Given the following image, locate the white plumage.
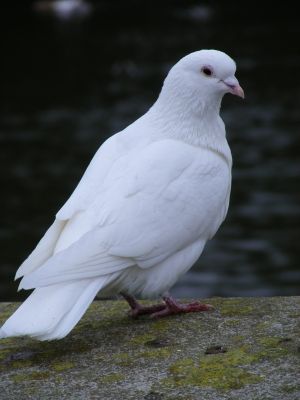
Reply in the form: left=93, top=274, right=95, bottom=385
left=0, top=49, right=244, bottom=340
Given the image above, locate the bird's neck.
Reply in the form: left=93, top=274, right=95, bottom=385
left=146, top=82, right=232, bottom=166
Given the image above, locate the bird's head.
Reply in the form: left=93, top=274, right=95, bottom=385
left=162, top=50, right=244, bottom=111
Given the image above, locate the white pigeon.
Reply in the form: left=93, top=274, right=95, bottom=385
left=0, top=50, right=244, bottom=341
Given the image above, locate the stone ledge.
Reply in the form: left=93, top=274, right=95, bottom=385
left=0, top=297, right=299, bottom=400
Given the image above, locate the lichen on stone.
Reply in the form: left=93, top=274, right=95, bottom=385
left=99, top=372, right=125, bottom=384
left=0, top=298, right=299, bottom=399
left=165, top=347, right=263, bottom=390
left=12, top=371, right=51, bottom=383
left=51, top=361, right=75, bottom=372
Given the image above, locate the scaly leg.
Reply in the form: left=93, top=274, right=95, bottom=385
left=121, top=293, right=166, bottom=317
left=121, top=293, right=213, bottom=319
left=150, top=295, right=214, bottom=318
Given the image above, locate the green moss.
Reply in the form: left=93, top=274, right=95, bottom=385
left=217, top=299, right=254, bottom=317
left=52, top=361, right=75, bottom=372
left=85, top=301, right=128, bottom=321
left=113, top=352, right=134, bottom=367
left=139, top=347, right=172, bottom=359
left=223, top=319, right=240, bottom=327
left=29, top=371, right=52, bottom=380
left=256, top=336, right=290, bottom=359
left=280, top=383, right=300, bottom=393
left=0, top=338, right=16, bottom=346
left=113, top=352, right=131, bottom=361
left=1, top=298, right=298, bottom=398
left=26, top=340, right=91, bottom=364
left=75, top=301, right=130, bottom=334
left=164, top=333, right=293, bottom=392
left=99, top=372, right=125, bottom=384
left=165, top=347, right=263, bottom=390
left=11, top=373, right=28, bottom=383
left=280, top=384, right=300, bottom=393
left=0, top=348, right=38, bottom=371
left=12, top=371, right=51, bottom=383
left=150, top=319, right=170, bottom=332
left=9, top=360, right=33, bottom=369
left=287, top=312, right=300, bottom=318
left=255, top=321, right=271, bottom=330
left=231, top=335, right=246, bottom=343
left=0, top=347, right=12, bottom=361
left=0, top=304, right=18, bottom=324
left=197, top=365, right=260, bottom=390
left=131, top=333, right=156, bottom=345
left=258, top=337, right=282, bottom=347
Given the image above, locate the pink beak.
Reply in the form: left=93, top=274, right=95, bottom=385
left=223, top=77, right=245, bottom=99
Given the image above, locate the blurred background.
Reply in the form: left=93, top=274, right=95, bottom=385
left=1, top=1, right=299, bottom=301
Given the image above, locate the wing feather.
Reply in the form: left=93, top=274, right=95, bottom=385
left=15, top=219, right=66, bottom=279
left=19, top=139, right=230, bottom=290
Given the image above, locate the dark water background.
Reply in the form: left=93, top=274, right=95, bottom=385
left=1, top=1, right=300, bottom=300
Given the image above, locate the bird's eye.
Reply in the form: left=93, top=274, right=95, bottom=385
left=201, top=66, right=213, bottom=77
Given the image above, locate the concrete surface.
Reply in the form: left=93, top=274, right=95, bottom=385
left=0, top=297, right=299, bottom=399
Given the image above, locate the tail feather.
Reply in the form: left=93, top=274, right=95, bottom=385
left=15, top=219, right=66, bottom=280
left=0, top=276, right=110, bottom=340
left=36, top=279, right=109, bottom=341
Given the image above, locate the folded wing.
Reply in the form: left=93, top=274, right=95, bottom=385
left=19, top=139, right=230, bottom=290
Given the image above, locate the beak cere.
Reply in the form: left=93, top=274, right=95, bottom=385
left=223, top=77, right=245, bottom=99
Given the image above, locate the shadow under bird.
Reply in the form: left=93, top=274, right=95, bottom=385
left=0, top=50, right=244, bottom=341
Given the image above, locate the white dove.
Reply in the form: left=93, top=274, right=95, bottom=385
left=0, top=50, right=244, bottom=341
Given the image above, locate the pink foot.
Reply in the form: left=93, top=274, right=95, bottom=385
left=150, top=296, right=214, bottom=318
left=121, top=292, right=166, bottom=318
left=121, top=293, right=214, bottom=319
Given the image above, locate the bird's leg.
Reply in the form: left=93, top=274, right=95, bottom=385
left=149, top=295, right=214, bottom=318
left=121, top=293, right=166, bottom=318
left=121, top=292, right=213, bottom=319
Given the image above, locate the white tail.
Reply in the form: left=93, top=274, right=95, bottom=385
left=0, top=276, right=109, bottom=341
left=15, top=219, right=66, bottom=279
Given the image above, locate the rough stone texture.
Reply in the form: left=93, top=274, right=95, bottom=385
left=0, top=297, right=299, bottom=400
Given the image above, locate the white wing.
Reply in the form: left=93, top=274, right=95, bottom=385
left=57, top=133, right=123, bottom=220
left=16, top=117, right=155, bottom=279
left=57, top=115, right=152, bottom=221
left=16, top=128, right=139, bottom=279
left=15, top=136, right=121, bottom=279
left=19, top=139, right=231, bottom=290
